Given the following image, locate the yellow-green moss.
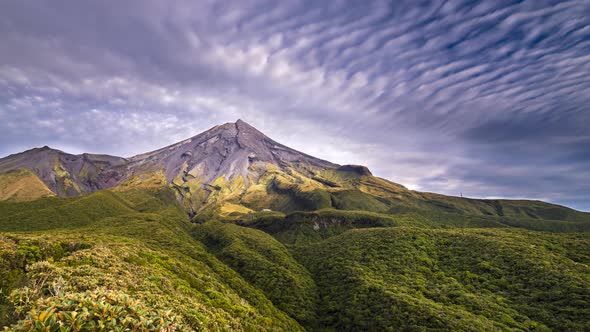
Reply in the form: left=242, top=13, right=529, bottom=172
left=219, top=203, right=254, bottom=218
left=115, top=170, right=167, bottom=190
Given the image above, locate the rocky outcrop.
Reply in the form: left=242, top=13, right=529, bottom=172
left=337, top=165, right=373, bottom=176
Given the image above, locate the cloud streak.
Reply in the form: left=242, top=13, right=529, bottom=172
left=1, top=0, right=589, bottom=210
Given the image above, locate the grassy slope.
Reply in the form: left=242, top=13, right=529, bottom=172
left=5, top=163, right=587, bottom=231
left=0, top=190, right=136, bottom=232
left=238, top=209, right=402, bottom=246
left=238, top=206, right=590, bottom=247
left=196, top=166, right=590, bottom=233
left=3, top=155, right=590, bottom=225
left=0, top=169, right=55, bottom=202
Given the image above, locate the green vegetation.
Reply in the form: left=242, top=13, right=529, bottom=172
left=239, top=209, right=400, bottom=245
left=0, top=190, right=137, bottom=232
left=237, top=206, right=590, bottom=247
left=193, top=221, right=317, bottom=327
left=295, top=227, right=590, bottom=331
left=8, top=288, right=185, bottom=331
left=1, top=170, right=589, bottom=330
left=0, top=188, right=304, bottom=331
left=112, top=166, right=590, bottom=234
left=52, top=158, right=82, bottom=196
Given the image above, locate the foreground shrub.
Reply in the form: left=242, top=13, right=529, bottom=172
left=5, top=288, right=187, bottom=331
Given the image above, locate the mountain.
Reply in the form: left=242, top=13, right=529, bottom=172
left=0, top=146, right=127, bottom=196
left=0, top=120, right=336, bottom=211
left=128, top=119, right=337, bottom=182
left=1, top=120, right=590, bottom=330
left=1, top=120, right=589, bottom=229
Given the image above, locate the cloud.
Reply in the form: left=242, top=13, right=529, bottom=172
left=0, top=0, right=589, bottom=210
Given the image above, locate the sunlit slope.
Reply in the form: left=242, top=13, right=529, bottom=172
left=3, top=156, right=583, bottom=235
left=170, top=165, right=579, bottom=227
left=203, top=166, right=590, bottom=232
left=0, top=169, right=55, bottom=202
left=318, top=169, right=590, bottom=223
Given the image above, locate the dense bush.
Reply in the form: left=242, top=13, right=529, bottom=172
left=6, top=288, right=185, bottom=331
left=295, top=227, right=590, bottom=331
left=193, top=221, right=317, bottom=327
left=239, top=209, right=399, bottom=245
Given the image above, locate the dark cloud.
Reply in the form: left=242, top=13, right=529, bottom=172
left=0, top=0, right=589, bottom=210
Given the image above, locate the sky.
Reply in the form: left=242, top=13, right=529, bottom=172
left=1, top=0, right=589, bottom=211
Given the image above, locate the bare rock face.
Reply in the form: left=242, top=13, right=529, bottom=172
left=127, top=119, right=337, bottom=185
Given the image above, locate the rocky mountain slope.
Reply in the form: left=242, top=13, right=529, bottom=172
left=0, top=146, right=127, bottom=196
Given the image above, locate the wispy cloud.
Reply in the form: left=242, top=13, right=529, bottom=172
left=1, top=0, right=589, bottom=210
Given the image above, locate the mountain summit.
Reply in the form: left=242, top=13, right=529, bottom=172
left=127, top=119, right=337, bottom=185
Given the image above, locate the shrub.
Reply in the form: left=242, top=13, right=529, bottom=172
left=5, top=288, right=186, bottom=331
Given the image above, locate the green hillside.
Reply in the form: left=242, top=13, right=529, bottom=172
left=1, top=185, right=589, bottom=331
left=193, top=221, right=318, bottom=327
left=0, top=188, right=304, bottom=331
left=294, top=227, right=590, bottom=331
left=183, top=164, right=590, bottom=236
